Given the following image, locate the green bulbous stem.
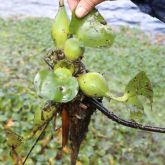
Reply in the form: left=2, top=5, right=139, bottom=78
left=64, top=38, right=85, bottom=61
left=54, top=67, right=72, bottom=78
left=51, top=5, right=70, bottom=48
left=77, top=72, right=109, bottom=98
left=77, top=72, right=129, bottom=102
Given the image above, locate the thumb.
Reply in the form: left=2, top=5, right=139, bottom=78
left=67, top=0, right=80, bottom=11
left=75, top=0, right=104, bottom=18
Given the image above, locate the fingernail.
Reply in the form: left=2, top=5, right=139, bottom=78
left=75, top=6, right=88, bottom=18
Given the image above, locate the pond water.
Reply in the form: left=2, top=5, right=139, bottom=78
left=0, top=0, right=164, bottom=34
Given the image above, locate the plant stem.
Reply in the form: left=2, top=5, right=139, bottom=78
left=107, top=93, right=128, bottom=102
left=88, top=98, right=165, bottom=133
left=22, top=122, right=49, bottom=165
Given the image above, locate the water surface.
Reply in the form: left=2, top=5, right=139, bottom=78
left=0, top=0, right=164, bottom=34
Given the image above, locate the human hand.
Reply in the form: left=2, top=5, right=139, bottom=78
left=67, top=0, right=105, bottom=18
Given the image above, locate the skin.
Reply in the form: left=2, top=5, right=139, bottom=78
left=67, top=0, right=105, bottom=18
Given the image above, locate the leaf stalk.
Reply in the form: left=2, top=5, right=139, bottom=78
left=88, top=98, right=165, bottom=133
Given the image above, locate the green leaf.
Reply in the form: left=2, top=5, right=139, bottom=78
left=33, top=69, right=50, bottom=97
left=34, top=70, right=63, bottom=101
left=34, top=70, right=79, bottom=103
left=34, top=106, right=42, bottom=125
left=127, top=96, right=144, bottom=120
left=125, top=71, right=153, bottom=104
left=32, top=103, right=57, bottom=137
left=41, top=104, right=56, bottom=121
left=69, top=9, right=115, bottom=48
left=5, top=129, right=24, bottom=149
left=119, top=71, right=154, bottom=119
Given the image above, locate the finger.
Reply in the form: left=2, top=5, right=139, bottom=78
left=67, top=0, right=80, bottom=11
left=75, top=0, right=104, bottom=18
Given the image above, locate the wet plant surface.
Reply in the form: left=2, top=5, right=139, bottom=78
left=0, top=18, right=165, bottom=164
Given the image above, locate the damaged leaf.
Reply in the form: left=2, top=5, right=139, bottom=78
left=69, top=9, right=115, bottom=48
left=125, top=71, right=153, bottom=104
left=124, top=71, right=153, bottom=119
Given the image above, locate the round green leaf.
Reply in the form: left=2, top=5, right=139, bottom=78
left=59, top=76, right=79, bottom=102
left=34, top=70, right=79, bottom=103
left=34, top=70, right=63, bottom=102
